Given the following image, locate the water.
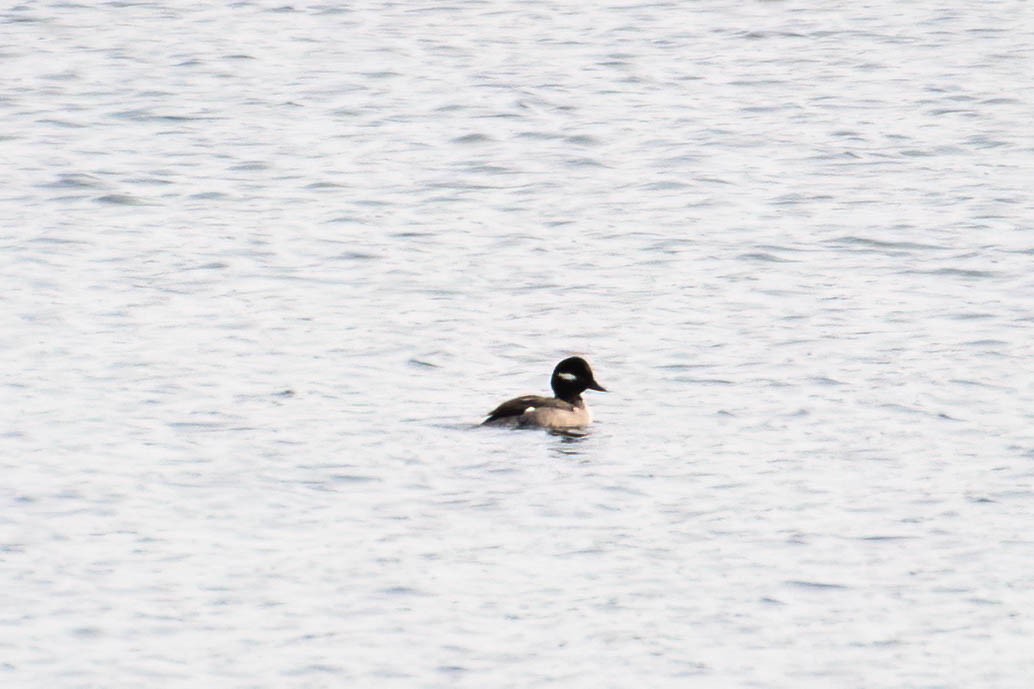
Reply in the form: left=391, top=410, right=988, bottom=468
left=3, top=1, right=1034, bottom=686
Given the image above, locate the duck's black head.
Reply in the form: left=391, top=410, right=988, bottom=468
left=550, top=356, right=606, bottom=402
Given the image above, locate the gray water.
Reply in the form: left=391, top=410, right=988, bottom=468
left=4, top=1, right=1034, bottom=687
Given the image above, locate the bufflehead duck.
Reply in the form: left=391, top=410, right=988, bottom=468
left=482, top=356, right=606, bottom=430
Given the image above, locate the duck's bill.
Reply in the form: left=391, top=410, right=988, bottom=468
left=588, top=381, right=607, bottom=392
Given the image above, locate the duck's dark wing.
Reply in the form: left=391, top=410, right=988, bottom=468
left=482, top=395, right=574, bottom=424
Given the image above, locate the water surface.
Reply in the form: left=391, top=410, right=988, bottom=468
left=3, top=1, right=1034, bottom=687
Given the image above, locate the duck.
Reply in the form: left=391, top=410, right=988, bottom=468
left=482, top=356, right=606, bottom=430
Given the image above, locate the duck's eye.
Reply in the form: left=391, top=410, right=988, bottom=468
left=558, top=372, right=578, bottom=381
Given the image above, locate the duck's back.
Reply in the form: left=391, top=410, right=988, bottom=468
left=482, top=395, right=589, bottom=429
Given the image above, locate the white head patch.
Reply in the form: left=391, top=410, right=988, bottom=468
left=558, top=372, right=578, bottom=381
